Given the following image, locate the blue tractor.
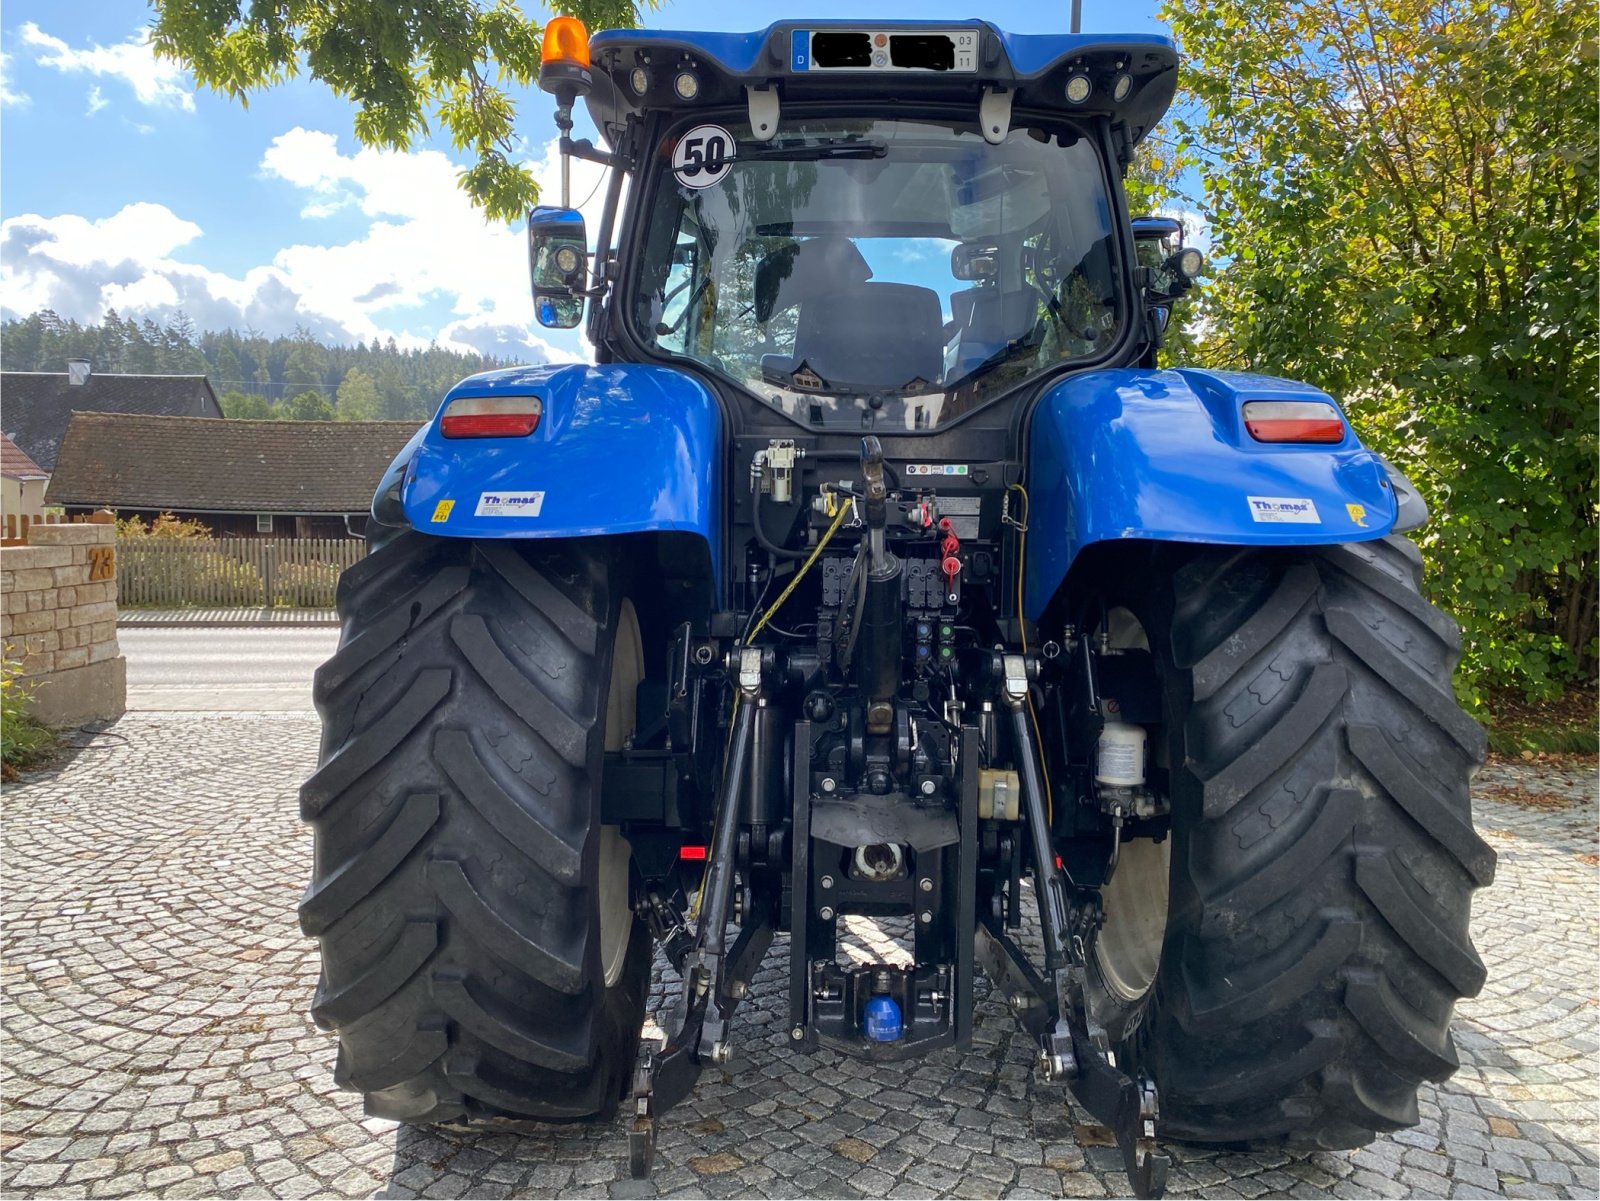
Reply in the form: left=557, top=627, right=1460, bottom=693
left=300, top=19, right=1493, bottom=1197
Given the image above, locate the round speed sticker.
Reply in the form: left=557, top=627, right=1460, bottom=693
left=672, top=124, right=736, bottom=189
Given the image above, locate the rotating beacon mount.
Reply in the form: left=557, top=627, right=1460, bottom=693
left=538, top=16, right=594, bottom=207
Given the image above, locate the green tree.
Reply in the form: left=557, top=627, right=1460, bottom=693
left=283, top=342, right=329, bottom=393
left=221, top=390, right=277, bottom=419
left=149, top=0, right=653, bottom=222
left=212, top=344, right=245, bottom=391
left=284, top=390, right=336, bottom=421
left=1164, top=0, right=1598, bottom=705
left=335, top=367, right=381, bottom=421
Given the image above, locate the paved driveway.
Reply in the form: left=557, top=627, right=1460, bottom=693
left=2, top=715, right=1595, bottom=1199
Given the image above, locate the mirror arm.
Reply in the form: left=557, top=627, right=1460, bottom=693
left=561, top=135, right=624, bottom=170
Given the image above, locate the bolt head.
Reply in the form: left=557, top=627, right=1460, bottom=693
left=820, top=875, right=835, bottom=890
left=728, top=979, right=747, bottom=999
left=710, top=1041, right=732, bottom=1066
left=791, top=1025, right=805, bottom=1041
left=918, top=877, right=933, bottom=893
left=820, top=777, right=837, bottom=793
left=819, top=906, right=835, bottom=921
left=919, top=910, right=933, bottom=924
left=920, top=778, right=938, bottom=796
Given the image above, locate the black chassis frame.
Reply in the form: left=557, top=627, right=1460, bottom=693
left=524, top=101, right=1172, bottom=1197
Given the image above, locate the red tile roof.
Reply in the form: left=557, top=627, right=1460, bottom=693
left=44, top=413, right=420, bottom=515
left=1, top=371, right=223, bottom=471
left=1, top=432, right=48, bottom=480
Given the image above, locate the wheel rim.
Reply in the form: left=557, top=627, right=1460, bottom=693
left=1093, top=836, right=1171, bottom=1002
left=599, top=599, right=643, bottom=989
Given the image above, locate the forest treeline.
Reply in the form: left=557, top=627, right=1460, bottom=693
left=0, top=309, right=516, bottom=422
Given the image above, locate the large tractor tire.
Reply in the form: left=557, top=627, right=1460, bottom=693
left=1085, top=535, right=1495, bottom=1149
left=298, top=533, right=651, bottom=1124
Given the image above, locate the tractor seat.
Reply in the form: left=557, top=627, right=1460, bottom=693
left=949, top=287, right=1043, bottom=380
left=762, top=282, right=945, bottom=391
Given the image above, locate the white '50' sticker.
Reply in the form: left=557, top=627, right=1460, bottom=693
left=672, top=124, right=736, bottom=189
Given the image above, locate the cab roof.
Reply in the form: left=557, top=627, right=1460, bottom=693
left=585, top=21, right=1178, bottom=149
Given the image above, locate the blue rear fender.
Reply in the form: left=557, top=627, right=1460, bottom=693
left=393, top=362, right=723, bottom=582
left=1024, top=368, right=1399, bottom=618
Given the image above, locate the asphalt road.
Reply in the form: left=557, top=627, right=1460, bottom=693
left=120, top=626, right=339, bottom=710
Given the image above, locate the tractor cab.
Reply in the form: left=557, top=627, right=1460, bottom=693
left=530, top=20, right=1193, bottom=432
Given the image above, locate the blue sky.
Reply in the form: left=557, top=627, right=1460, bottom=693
left=0, top=0, right=1173, bottom=364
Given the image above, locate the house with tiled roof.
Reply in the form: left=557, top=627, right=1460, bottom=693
left=1, top=432, right=51, bottom=520
left=1, top=361, right=223, bottom=472
left=45, top=413, right=419, bottom=538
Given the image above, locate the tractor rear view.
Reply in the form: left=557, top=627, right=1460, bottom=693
left=299, top=19, right=1493, bottom=1198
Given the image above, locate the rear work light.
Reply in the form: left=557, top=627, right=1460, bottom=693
left=1242, top=400, right=1346, bottom=444
left=440, top=395, right=542, bottom=438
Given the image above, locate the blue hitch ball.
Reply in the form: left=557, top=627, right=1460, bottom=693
left=863, top=995, right=903, bottom=1042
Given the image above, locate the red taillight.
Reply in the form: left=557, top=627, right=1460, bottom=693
left=440, top=395, right=542, bottom=438
left=679, top=845, right=708, bottom=861
left=1242, top=400, right=1345, bottom=444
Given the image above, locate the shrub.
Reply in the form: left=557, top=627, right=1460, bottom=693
left=117, top=512, right=214, bottom=539
left=2, top=654, right=55, bottom=779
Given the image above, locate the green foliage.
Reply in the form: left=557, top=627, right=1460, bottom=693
left=116, top=512, right=215, bottom=539
left=284, top=390, right=336, bottom=421
left=1, top=654, right=55, bottom=778
left=221, top=390, right=276, bottom=419
left=335, top=367, right=381, bottom=421
left=148, top=0, right=655, bottom=222
left=1162, top=0, right=1598, bottom=707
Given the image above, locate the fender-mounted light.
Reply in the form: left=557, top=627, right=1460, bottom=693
left=541, top=16, right=590, bottom=68
left=440, top=395, right=543, bottom=438
left=679, top=845, right=709, bottom=861
left=1242, top=400, right=1346, bottom=444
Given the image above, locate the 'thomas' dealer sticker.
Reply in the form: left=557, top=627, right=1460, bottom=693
left=475, top=491, right=545, bottom=517
left=1247, top=496, right=1320, bottom=524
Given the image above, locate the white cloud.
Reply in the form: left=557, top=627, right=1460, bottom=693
left=86, top=85, right=107, bottom=116
left=19, top=23, right=193, bottom=112
left=0, top=50, right=27, bottom=106
left=0, top=132, right=610, bottom=365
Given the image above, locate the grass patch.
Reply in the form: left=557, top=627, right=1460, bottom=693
left=1, top=656, right=57, bottom=781
left=1483, top=687, right=1598, bottom=757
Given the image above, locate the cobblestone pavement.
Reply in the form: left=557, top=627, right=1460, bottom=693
left=3, top=715, right=1596, bottom=1200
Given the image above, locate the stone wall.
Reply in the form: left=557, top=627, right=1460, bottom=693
left=1, top=522, right=126, bottom=725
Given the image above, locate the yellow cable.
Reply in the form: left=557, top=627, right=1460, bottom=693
left=1008, top=483, right=1053, bottom=827
left=689, top=495, right=857, bottom=920
left=749, top=494, right=855, bottom=641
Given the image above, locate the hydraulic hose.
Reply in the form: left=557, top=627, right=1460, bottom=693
left=750, top=475, right=809, bottom=560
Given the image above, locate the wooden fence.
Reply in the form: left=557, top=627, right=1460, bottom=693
left=2, top=511, right=113, bottom=546
left=117, top=537, right=366, bottom=608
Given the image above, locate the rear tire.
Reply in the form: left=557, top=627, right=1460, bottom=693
left=299, top=532, right=651, bottom=1123
left=1089, top=535, right=1495, bottom=1149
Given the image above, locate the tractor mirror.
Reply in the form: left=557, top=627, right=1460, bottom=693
left=950, top=242, right=1000, bottom=282
left=528, top=206, right=588, bottom=329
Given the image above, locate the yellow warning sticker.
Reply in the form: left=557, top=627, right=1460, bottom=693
left=431, top=499, right=455, bottom=523
left=1346, top=503, right=1368, bottom=527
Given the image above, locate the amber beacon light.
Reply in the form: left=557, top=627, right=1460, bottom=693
left=542, top=17, right=591, bottom=68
